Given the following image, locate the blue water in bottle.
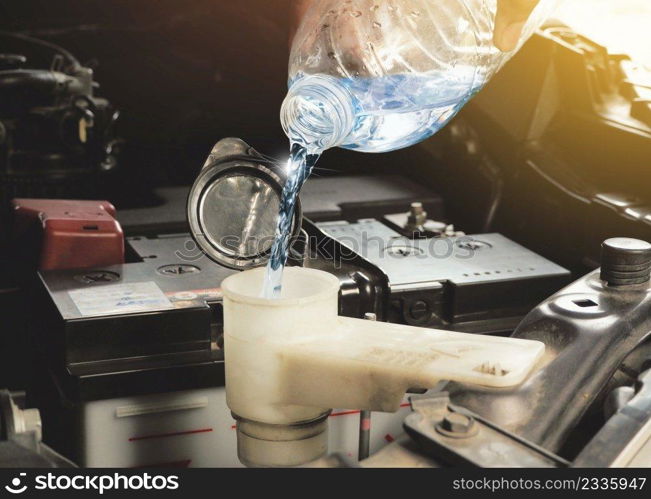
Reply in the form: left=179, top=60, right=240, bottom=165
left=262, top=68, right=483, bottom=298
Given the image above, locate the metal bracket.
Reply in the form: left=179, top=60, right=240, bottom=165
left=404, top=392, right=569, bottom=468
left=574, top=367, right=651, bottom=467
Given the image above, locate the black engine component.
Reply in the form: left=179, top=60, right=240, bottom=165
left=0, top=390, right=74, bottom=468
left=574, top=364, right=651, bottom=467
left=428, top=26, right=651, bottom=274
left=600, top=237, right=651, bottom=286
left=404, top=393, right=569, bottom=468
left=0, top=31, right=121, bottom=204
left=448, top=238, right=651, bottom=456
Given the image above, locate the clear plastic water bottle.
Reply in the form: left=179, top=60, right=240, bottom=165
left=281, top=0, right=560, bottom=153
left=265, top=0, right=561, bottom=298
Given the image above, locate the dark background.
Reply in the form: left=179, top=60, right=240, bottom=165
left=0, top=0, right=430, bottom=202
left=1, top=0, right=298, bottom=186
left=2, top=0, right=651, bottom=269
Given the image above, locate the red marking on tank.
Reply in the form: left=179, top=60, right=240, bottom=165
left=129, top=428, right=213, bottom=442
left=330, top=403, right=410, bottom=418
left=330, top=410, right=361, bottom=417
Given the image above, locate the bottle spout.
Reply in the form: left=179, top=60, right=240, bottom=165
left=222, top=267, right=545, bottom=466
left=280, top=74, right=355, bottom=151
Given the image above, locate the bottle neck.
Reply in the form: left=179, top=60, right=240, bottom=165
left=281, top=75, right=355, bottom=152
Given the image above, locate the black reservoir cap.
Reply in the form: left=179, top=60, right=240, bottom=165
left=601, top=238, right=651, bottom=286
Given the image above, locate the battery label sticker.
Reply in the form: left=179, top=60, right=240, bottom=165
left=68, top=282, right=174, bottom=317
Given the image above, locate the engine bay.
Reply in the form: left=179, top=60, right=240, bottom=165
left=1, top=0, right=651, bottom=473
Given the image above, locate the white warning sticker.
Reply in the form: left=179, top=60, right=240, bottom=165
left=68, top=282, right=174, bottom=317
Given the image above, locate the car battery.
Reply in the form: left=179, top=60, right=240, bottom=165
left=31, top=233, right=410, bottom=467
left=31, top=233, right=233, bottom=467
left=316, top=218, right=571, bottom=334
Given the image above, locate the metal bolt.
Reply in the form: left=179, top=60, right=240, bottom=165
left=411, top=202, right=424, bottom=214
left=442, top=413, right=473, bottom=433
left=457, top=239, right=491, bottom=251
left=409, top=300, right=429, bottom=321
left=157, top=264, right=201, bottom=277
left=407, top=202, right=428, bottom=229
left=74, top=271, right=120, bottom=284
left=436, top=412, right=477, bottom=438
left=600, top=238, right=651, bottom=287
